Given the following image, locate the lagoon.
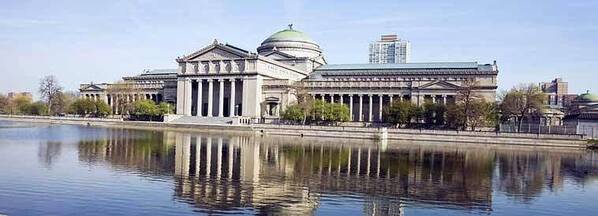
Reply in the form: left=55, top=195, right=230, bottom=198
left=0, top=120, right=597, bottom=215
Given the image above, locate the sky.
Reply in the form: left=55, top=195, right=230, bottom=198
left=1, top=0, right=597, bottom=98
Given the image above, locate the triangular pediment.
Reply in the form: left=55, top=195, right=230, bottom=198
left=261, top=50, right=296, bottom=60
left=81, top=84, right=104, bottom=91
left=181, top=42, right=251, bottom=62
left=418, top=80, right=461, bottom=89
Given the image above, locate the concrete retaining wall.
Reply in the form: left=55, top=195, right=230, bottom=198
left=253, top=124, right=588, bottom=149
left=0, top=115, right=589, bottom=149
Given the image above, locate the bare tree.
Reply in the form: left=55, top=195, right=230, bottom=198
left=39, top=75, right=63, bottom=115
left=455, top=79, right=482, bottom=130
left=499, top=83, right=545, bottom=132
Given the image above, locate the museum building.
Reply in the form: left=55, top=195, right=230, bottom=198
left=79, top=25, right=498, bottom=122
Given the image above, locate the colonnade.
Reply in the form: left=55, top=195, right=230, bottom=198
left=311, top=93, right=453, bottom=122
left=178, top=78, right=242, bottom=117
left=105, top=93, right=161, bottom=115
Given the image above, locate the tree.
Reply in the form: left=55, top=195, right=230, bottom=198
left=383, top=101, right=418, bottom=128
left=422, top=102, right=446, bottom=126
left=467, top=100, right=494, bottom=131
left=0, top=94, right=9, bottom=114
left=10, top=94, right=33, bottom=115
left=132, top=100, right=159, bottom=116
left=282, top=101, right=350, bottom=125
left=291, top=81, right=315, bottom=124
left=94, top=100, right=112, bottom=117
left=23, top=102, right=48, bottom=115
left=499, top=84, right=545, bottom=132
left=326, top=103, right=351, bottom=124
left=69, top=98, right=96, bottom=116
left=39, top=75, right=63, bottom=115
left=446, top=103, right=465, bottom=129
left=51, top=91, right=77, bottom=115
left=281, top=104, right=304, bottom=122
left=455, top=79, right=482, bottom=130
left=157, top=102, right=174, bottom=115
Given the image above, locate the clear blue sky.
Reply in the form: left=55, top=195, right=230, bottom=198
left=1, top=0, right=596, bottom=97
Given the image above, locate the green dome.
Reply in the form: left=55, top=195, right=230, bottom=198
left=579, top=92, right=598, bottom=101
left=262, top=27, right=316, bottom=44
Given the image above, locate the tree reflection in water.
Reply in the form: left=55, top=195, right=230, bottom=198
left=76, top=128, right=598, bottom=215
left=38, top=141, right=62, bottom=168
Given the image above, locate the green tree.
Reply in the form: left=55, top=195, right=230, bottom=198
left=157, top=102, right=173, bottom=115
left=12, top=94, right=33, bottom=115
left=69, top=98, right=96, bottom=116
left=310, top=100, right=327, bottom=122
left=499, top=84, right=545, bottom=132
left=23, top=101, right=48, bottom=115
left=132, top=100, right=159, bottom=116
left=422, top=102, right=446, bottom=126
left=94, top=100, right=111, bottom=117
left=291, top=81, right=315, bottom=125
left=281, top=104, right=304, bottom=122
left=383, top=101, right=418, bottom=127
left=446, top=103, right=465, bottom=129
left=467, top=100, right=493, bottom=131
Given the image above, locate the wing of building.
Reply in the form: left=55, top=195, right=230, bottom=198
left=80, top=25, right=498, bottom=122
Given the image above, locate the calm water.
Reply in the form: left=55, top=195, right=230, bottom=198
left=1, top=121, right=598, bottom=215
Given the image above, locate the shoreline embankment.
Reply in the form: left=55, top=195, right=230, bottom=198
left=0, top=115, right=589, bottom=149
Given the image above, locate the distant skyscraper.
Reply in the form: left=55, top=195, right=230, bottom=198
left=369, top=34, right=411, bottom=64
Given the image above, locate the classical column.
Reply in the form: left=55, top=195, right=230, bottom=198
left=331, top=94, right=334, bottom=104
left=349, top=95, right=353, bottom=121
left=432, top=95, right=436, bottom=104
left=359, top=94, right=363, bottom=122
left=218, top=79, right=224, bottom=117
left=368, top=94, right=373, bottom=122
left=389, top=94, right=393, bottom=105
left=378, top=94, right=383, bottom=121
left=185, top=78, right=192, bottom=115
left=230, top=79, right=236, bottom=116
left=196, top=79, right=203, bottom=116
left=207, top=79, right=214, bottom=117
left=340, top=94, right=344, bottom=105
left=442, top=95, right=447, bottom=105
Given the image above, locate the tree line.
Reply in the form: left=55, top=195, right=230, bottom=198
left=281, top=80, right=545, bottom=131
left=0, top=75, right=173, bottom=118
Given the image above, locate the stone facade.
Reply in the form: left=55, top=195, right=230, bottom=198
left=79, top=69, right=177, bottom=114
left=80, top=26, right=499, bottom=122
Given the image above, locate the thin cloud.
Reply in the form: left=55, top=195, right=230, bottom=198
left=0, top=18, right=59, bottom=28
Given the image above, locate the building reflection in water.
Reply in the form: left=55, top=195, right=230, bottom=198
left=77, top=128, right=598, bottom=215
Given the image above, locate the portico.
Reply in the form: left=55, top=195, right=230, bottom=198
left=174, top=38, right=313, bottom=119
left=177, top=77, right=243, bottom=117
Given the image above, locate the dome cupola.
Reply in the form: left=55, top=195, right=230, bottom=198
left=257, top=24, right=322, bottom=58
